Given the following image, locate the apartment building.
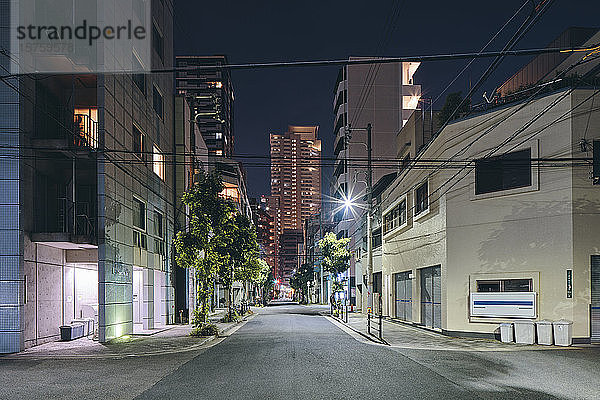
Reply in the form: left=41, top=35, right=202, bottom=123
left=270, top=126, right=321, bottom=284
left=331, top=59, right=422, bottom=305
left=175, top=55, right=234, bottom=158
left=0, top=0, right=175, bottom=353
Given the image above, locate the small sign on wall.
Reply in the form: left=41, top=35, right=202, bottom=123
left=566, top=269, right=573, bottom=299
left=470, top=292, right=537, bottom=318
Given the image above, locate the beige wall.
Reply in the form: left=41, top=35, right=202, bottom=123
left=379, top=89, right=600, bottom=339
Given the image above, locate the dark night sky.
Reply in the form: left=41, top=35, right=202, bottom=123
left=174, top=1, right=600, bottom=199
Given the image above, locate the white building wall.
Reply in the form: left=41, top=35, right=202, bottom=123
left=379, top=88, right=600, bottom=340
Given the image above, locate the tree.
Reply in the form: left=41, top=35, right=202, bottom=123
left=213, top=208, right=260, bottom=320
left=318, top=232, right=351, bottom=301
left=173, top=171, right=228, bottom=327
left=438, top=91, right=471, bottom=126
left=290, top=263, right=313, bottom=304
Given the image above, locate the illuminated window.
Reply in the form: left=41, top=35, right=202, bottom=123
left=73, top=107, right=98, bottom=148
left=215, top=150, right=223, bottom=156
left=153, top=85, right=163, bottom=119
left=402, top=95, right=420, bottom=110
left=133, top=124, right=146, bottom=163
left=153, top=145, right=165, bottom=180
left=215, top=132, right=223, bottom=140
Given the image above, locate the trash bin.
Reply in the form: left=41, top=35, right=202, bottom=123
left=499, top=323, right=514, bottom=343
left=535, top=320, right=553, bottom=345
left=553, top=320, right=573, bottom=346
left=513, top=320, right=535, bottom=344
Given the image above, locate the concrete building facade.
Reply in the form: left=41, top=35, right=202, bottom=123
left=0, top=0, right=175, bottom=353
left=375, top=87, right=600, bottom=342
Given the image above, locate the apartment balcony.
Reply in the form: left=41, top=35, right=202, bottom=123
left=31, top=198, right=97, bottom=249
left=32, top=107, right=99, bottom=155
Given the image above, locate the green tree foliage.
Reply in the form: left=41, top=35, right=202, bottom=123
left=318, top=232, right=350, bottom=295
left=438, top=91, right=471, bottom=126
left=290, top=263, right=313, bottom=304
left=318, top=232, right=351, bottom=277
left=173, top=171, right=228, bottom=327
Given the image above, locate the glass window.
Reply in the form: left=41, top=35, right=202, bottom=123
left=154, top=211, right=163, bottom=238
left=152, top=23, right=163, bottom=61
left=415, top=182, right=428, bottom=215
left=153, top=145, right=165, bottom=180
left=133, top=125, right=145, bottom=163
left=477, top=279, right=533, bottom=292
left=132, top=53, right=146, bottom=93
left=383, top=199, right=407, bottom=234
left=475, top=148, right=531, bottom=195
left=153, top=86, right=163, bottom=119
left=133, top=198, right=146, bottom=230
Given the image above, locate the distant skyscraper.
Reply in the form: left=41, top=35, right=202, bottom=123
left=175, top=55, right=234, bottom=158
left=270, top=126, right=321, bottom=283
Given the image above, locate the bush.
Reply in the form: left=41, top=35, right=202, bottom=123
left=190, top=323, right=219, bottom=337
left=220, top=311, right=241, bottom=323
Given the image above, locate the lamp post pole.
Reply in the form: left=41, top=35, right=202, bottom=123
left=344, top=123, right=373, bottom=312
left=365, top=123, right=373, bottom=312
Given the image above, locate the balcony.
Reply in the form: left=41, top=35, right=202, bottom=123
left=32, top=107, right=98, bottom=154
left=31, top=198, right=97, bottom=249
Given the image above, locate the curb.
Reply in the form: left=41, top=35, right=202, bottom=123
left=322, top=312, right=389, bottom=345
left=1, top=313, right=256, bottom=361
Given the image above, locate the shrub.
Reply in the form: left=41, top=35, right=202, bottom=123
left=190, top=323, right=219, bottom=337
left=220, top=311, right=241, bottom=323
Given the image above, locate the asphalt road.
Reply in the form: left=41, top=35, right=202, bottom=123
left=138, top=303, right=600, bottom=400
left=1, top=304, right=599, bottom=399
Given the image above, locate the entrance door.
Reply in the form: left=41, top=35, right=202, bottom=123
left=133, top=269, right=143, bottom=326
left=592, top=256, right=600, bottom=343
left=420, top=265, right=441, bottom=329
left=395, top=272, right=412, bottom=321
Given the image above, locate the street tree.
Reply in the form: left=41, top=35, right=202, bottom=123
left=317, top=232, right=351, bottom=301
left=173, top=170, right=228, bottom=328
left=290, top=263, right=313, bottom=304
left=213, top=208, right=260, bottom=320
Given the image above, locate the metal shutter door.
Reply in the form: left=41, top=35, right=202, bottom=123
left=592, top=256, right=600, bottom=343
left=432, top=266, right=442, bottom=329
left=421, top=268, right=432, bottom=327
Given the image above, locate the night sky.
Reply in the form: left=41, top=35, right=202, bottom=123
left=174, top=1, right=600, bottom=199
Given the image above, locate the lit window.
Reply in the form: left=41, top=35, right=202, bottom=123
left=153, top=145, right=165, bottom=180
left=215, top=132, right=223, bottom=140
left=74, top=107, right=98, bottom=148
left=403, top=95, right=420, bottom=110
left=215, top=150, right=223, bottom=156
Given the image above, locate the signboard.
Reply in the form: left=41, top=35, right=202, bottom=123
left=566, top=269, right=573, bottom=298
left=470, top=292, right=536, bottom=318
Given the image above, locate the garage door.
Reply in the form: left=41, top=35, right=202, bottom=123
left=395, top=272, right=412, bottom=321
left=592, top=256, right=600, bottom=343
left=420, top=265, right=441, bottom=329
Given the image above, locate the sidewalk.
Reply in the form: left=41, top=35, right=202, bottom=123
left=335, top=312, right=579, bottom=351
left=2, top=308, right=254, bottom=359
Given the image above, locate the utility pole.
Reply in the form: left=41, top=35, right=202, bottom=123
left=344, top=123, right=373, bottom=312
left=366, top=123, right=373, bottom=312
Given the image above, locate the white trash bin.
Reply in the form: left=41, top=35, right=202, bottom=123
left=553, top=320, right=573, bottom=346
left=513, top=320, right=535, bottom=344
left=499, top=323, right=514, bottom=343
left=535, top=320, right=553, bottom=345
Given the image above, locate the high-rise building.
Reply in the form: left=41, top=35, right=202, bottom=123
left=250, top=197, right=276, bottom=274
left=331, top=59, right=422, bottom=306
left=270, top=126, right=321, bottom=283
left=175, top=55, right=234, bottom=158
